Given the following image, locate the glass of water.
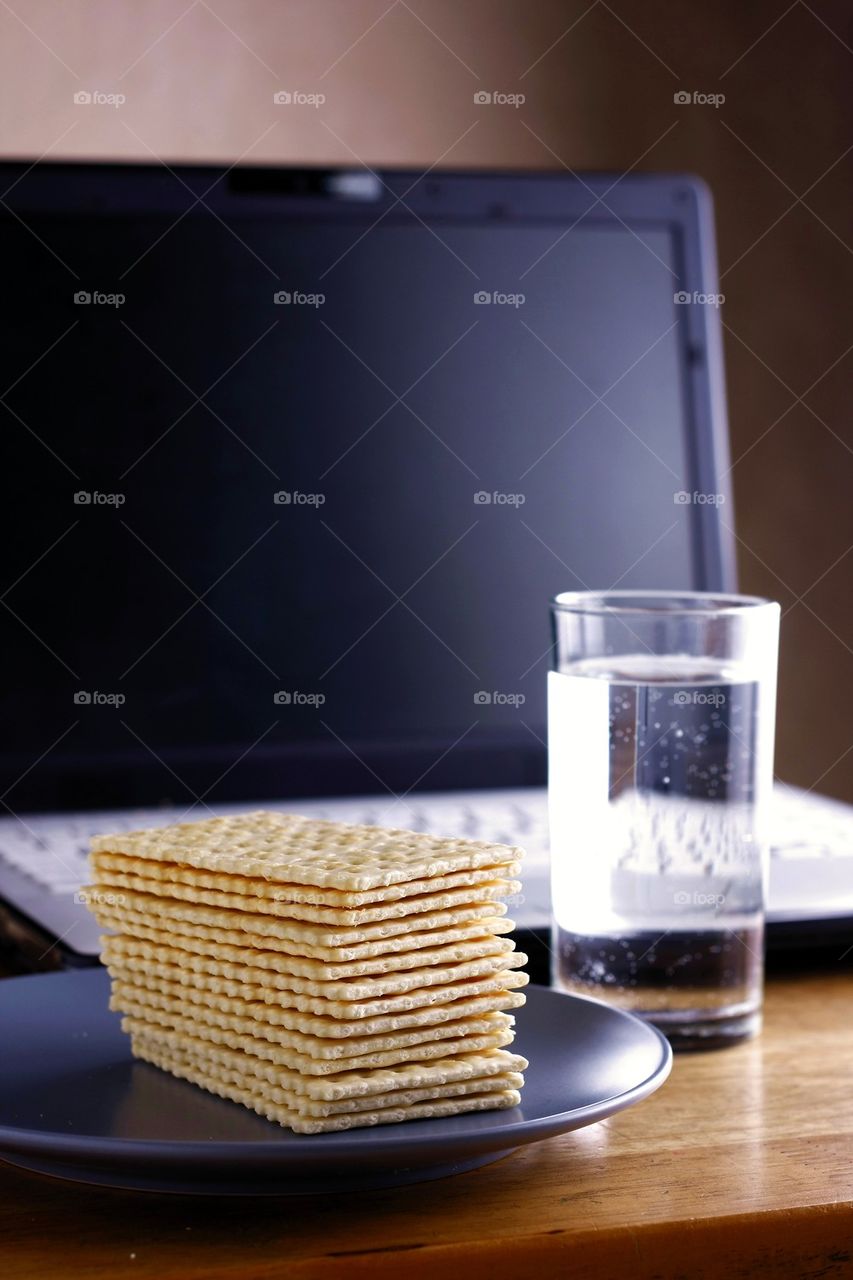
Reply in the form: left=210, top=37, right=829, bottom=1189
left=548, top=591, right=780, bottom=1049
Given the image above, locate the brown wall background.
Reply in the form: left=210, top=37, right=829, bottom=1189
left=1, top=0, right=851, bottom=800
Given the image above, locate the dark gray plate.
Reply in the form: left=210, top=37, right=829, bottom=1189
left=0, top=971, right=671, bottom=1195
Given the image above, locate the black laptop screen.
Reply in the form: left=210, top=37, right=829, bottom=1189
left=0, top=176, right=717, bottom=804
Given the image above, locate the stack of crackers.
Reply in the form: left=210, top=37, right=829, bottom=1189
left=84, top=811, right=529, bottom=1134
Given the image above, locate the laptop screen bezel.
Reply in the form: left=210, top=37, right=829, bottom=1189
left=0, top=161, right=736, bottom=806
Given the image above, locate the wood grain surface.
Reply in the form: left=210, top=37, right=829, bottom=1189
left=2, top=971, right=852, bottom=1279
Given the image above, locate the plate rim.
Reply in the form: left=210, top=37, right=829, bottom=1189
left=0, top=973, right=672, bottom=1162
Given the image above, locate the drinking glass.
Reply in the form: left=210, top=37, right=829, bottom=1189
left=548, top=591, right=780, bottom=1049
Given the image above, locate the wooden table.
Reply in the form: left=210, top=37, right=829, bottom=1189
left=3, top=971, right=853, bottom=1279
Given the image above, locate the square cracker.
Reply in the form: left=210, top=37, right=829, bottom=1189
left=119, top=1008, right=516, bottom=1073
left=131, top=1035, right=521, bottom=1132
left=106, top=964, right=529, bottom=1026
left=93, top=903, right=513, bottom=962
left=91, top=851, right=519, bottom=907
left=101, top=936, right=523, bottom=1000
left=90, top=810, right=523, bottom=891
left=124, top=1024, right=526, bottom=1099
left=129, top=1029, right=524, bottom=1116
left=100, top=928, right=514, bottom=981
left=111, top=983, right=526, bottom=1054
left=87, top=891, right=512, bottom=950
left=85, top=874, right=520, bottom=927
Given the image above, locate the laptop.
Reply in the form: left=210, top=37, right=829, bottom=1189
left=0, top=160, right=851, bottom=965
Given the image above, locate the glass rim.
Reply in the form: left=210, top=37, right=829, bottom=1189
left=550, top=590, right=780, bottom=618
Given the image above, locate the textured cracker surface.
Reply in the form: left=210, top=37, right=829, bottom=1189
left=132, top=1036, right=521, bottom=1132
left=88, top=891, right=511, bottom=949
left=101, top=936, right=522, bottom=1000
left=111, top=984, right=525, bottom=1053
left=85, top=874, right=520, bottom=926
left=119, top=1009, right=515, bottom=1072
left=107, top=965, right=528, bottom=1026
left=123, top=1025, right=526, bottom=1098
left=90, top=809, right=523, bottom=891
left=130, top=1030, right=524, bottom=1116
left=100, top=929, right=514, bottom=980
left=86, top=809, right=528, bottom=1133
left=94, top=906, right=512, bottom=962
left=91, top=851, right=519, bottom=906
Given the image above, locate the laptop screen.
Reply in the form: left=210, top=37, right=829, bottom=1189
left=0, top=167, right=728, bottom=805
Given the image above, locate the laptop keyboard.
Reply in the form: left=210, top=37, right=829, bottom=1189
left=0, top=784, right=851, bottom=899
